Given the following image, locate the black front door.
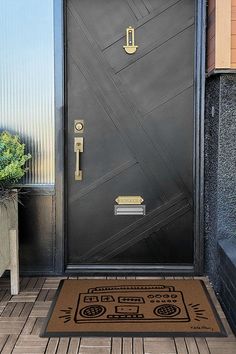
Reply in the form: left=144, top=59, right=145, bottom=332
left=66, top=0, right=196, bottom=271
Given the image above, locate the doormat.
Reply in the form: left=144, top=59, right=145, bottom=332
left=41, top=279, right=226, bottom=337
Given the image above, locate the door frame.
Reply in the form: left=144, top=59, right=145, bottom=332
left=54, top=0, right=206, bottom=275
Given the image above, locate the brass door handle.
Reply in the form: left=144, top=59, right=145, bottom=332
left=74, top=137, right=83, bottom=180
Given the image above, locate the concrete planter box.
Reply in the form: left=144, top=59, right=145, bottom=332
left=0, top=191, right=19, bottom=294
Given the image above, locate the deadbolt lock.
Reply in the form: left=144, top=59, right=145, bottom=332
left=74, top=120, right=84, bottom=133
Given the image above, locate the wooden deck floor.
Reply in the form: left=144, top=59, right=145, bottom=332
left=0, top=276, right=236, bottom=354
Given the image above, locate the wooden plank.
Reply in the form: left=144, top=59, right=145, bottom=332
left=26, top=278, right=41, bottom=290
left=231, top=48, right=236, bottom=63
left=1, top=302, right=17, bottom=317
left=19, top=277, right=30, bottom=290
left=10, top=291, right=38, bottom=303
left=144, top=338, right=176, bottom=354
left=78, top=349, right=110, bottom=354
left=232, top=7, right=236, bottom=20
left=31, top=318, right=45, bottom=335
left=68, top=338, right=80, bottom=354
left=0, top=290, right=7, bottom=302
left=45, top=338, right=59, bottom=354
left=29, top=302, right=51, bottom=317
left=36, top=289, right=49, bottom=302
left=20, top=303, right=34, bottom=318
left=185, top=337, right=199, bottom=354
left=133, top=338, right=144, bottom=354
left=0, top=318, right=25, bottom=335
left=45, top=289, right=56, bottom=301
left=206, top=341, right=236, bottom=354
left=1, top=334, right=18, bottom=354
left=21, top=317, right=37, bottom=335
left=0, top=293, right=8, bottom=315
left=232, top=20, right=236, bottom=34
left=43, top=279, right=65, bottom=290
left=231, top=34, right=236, bottom=49
left=0, top=335, right=8, bottom=352
left=13, top=334, right=48, bottom=354
left=0, top=304, right=6, bottom=316
left=34, top=278, right=46, bottom=289
left=56, top=338, right=70, bottom=353
left=79, top=337, right=111, bottom=347
left=174, top=338, right=188, bottom=354
left=1, top=291, right=12, bottom=303
left=14, top=335, right=48, bottom=346
left=79, top=337, right=111, bottom=354
left=123, top=337, right=132, bottom=354
left=11, top=302, right=24, bottom=317
left=111, top=337, right=122, bottom=354
left=12, top=348, right=46, bottom=353
left=78, top=349, right=111, bottom=354
left=195, top=338, right=210, bottom=354
left=215, top=0, right=231, bottom=68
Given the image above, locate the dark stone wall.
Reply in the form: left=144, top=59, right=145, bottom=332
left=205, top=74, right=236, bottom=333
left=204, top=75, right=220, bottom=287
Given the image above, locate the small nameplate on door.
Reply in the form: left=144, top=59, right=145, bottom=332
left=115, top=196, right=144, bottom=205
left=114, top=205, right=146, bottom=216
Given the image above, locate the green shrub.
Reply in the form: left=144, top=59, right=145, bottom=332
left=0, top=131, right=31, bottom=187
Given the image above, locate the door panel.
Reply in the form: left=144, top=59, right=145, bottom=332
left=143, top=87, right=194, bottom=194
left=68, top=62, right=135, bottom=190
left=117, top=27, right=194, bottom=115
left=104, top=0, right=194, bottom=73
left=66, top=0, right=195, bottom=267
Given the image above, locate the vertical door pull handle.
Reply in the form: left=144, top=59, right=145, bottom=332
left=74, top=137, right=83, bottom=180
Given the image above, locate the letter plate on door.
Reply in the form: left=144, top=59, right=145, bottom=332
left=114, top=196, right=145, bottom=215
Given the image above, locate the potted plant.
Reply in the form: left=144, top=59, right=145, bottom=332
left=0, top=131, right=31, bottom=294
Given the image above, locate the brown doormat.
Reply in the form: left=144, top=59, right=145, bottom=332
left=41, top=279, right=226, bottom=337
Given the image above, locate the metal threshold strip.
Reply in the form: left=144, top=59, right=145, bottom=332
left=66, top=264, right=194, bottom=275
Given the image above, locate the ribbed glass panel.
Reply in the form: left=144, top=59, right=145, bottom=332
left=0, top=0, right=55, bottom=184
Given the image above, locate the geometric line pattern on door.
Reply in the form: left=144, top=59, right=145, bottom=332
left=126, top=0, right=150, bottom=20
left=76, top=194, right=191, bottom=262
left=104, top=1, right=194, bottom=74
left=68, top=14, right=190, bottom=199
left=66, top=0, right=195, bottom=265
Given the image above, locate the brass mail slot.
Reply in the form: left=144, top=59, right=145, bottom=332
left=115, top=196, right=144, bottom=205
